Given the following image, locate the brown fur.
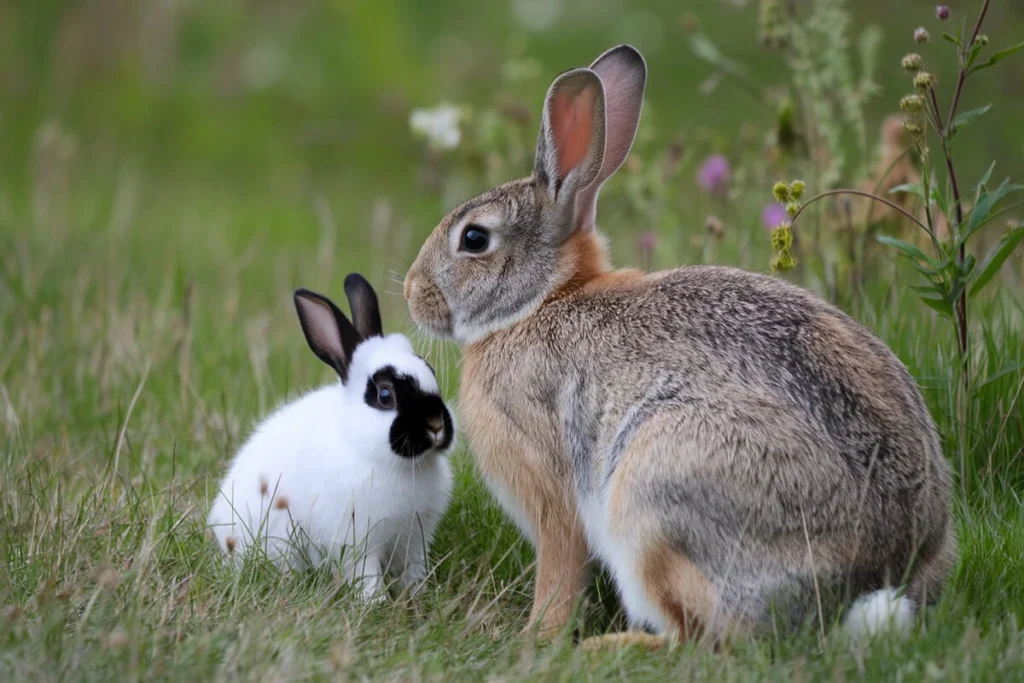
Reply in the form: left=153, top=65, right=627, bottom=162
left=460, top=354, right=589, bottom=635
left=405, top=45, right=955, bottom=646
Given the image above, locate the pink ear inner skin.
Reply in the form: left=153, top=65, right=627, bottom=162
left=550, top=89, right=596, bottom=180
left=595, top=61, right=643, bottom=179
left=300, top=299, right=344, bottom=358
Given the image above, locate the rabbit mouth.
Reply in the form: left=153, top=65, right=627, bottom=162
left=404, top=273, right=454, bottom=338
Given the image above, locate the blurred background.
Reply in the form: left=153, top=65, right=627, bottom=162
left=2, top=0, right=1023, bottom=465
left=3, top=2, right=1022, bottom=288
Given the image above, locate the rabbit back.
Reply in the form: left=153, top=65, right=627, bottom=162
left=460, top=262, right=953, bottom=635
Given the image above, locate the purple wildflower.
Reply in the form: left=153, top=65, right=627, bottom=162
left=936, top=5, right=950, bottom=21
left=697, top=154, right=731, bottom=195
left=761, top=203, right=788, bottom=231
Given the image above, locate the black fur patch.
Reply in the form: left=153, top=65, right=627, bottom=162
left=364, top=366, right=453, bottom=458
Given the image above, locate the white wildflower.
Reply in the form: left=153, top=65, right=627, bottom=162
left=409, top=103, right=463, bottom=150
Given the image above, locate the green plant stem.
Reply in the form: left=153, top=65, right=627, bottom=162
left=790, top=189, right=932, bottom=236
left=941, top=0, right=991, bottom=376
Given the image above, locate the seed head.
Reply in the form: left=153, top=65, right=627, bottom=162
left=259, top=477, right=269, bottom=496
left=225, top=536, right=237, bottom=553
left=770, top=252, right=797, bottom=272
left=705, top=216, right=724, bottom=238
left=773, top=181, right=791, bottom=203
left=903, top=120, right=925, bottom=139
left=789, top=180, right=806, bottom=200
left=771, top=224, right=794, bottom=252
left=974, top=34, right=989, bottom=47
left=902, top=53, right=924, bottom=72
left=936, top=5, right=950, bottom=21
left=914, top=72, right=936, bottom=91
left=900, top=94, right=925, bottom=113
left=274, top=495, right=289, bottom=510
left=914, top=27, right=930, bottom=44
left=785, top=202, right=801, bottom=218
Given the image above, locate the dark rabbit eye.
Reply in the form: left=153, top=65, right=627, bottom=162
left=377, top=384, right=396, bottom=409
left=461, top=226, right=490, bottom=254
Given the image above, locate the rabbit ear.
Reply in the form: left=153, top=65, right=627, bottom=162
left=293, top=289, right=363, bottom=383
left=573, top=45, right=646, bottom=233
left=344, top=273, right=383, bottom=339
left=533, top=68, right=607, bottom=235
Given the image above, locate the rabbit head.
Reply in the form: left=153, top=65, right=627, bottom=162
left=294, top=274, right=454, bottom=459
left=404, top=45, right=646, bottom=345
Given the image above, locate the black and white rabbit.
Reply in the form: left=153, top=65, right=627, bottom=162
left=208, top=274, right=454, bottom=598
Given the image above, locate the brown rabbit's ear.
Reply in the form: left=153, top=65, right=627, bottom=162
left=293, top=289, right=363, bottom=383
left=343, top=273, right=384, bottom=339
left=534, top=68, right=607, bottom=235
left=573, top=45, right=647, bottom=233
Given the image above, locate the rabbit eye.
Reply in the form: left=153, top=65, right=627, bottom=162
left=460, top=226, right=490, bottom=254
left=377, top=384, right=396, bottom=409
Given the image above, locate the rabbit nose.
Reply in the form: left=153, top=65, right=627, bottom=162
left=426, top=416, right=445, bottom=441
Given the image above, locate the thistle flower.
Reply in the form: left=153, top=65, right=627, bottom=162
left=902, top=53, right=924, bottom=72
left=914, top=27, right=930, bottom=44
left=936, top=5, right=950, bottom=21
left=762, top=203, right=788, bottom=231
left=697, top=154, right=732, bottom=195
left=900, top=94, right=925, bottom=113
left=914, top=72, right=936, bottom=91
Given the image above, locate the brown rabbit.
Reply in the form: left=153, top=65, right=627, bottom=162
left=404, top=45, right=955, bottom=647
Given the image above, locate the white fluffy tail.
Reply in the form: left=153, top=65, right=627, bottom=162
left=844, top=589, right=915, bottom=641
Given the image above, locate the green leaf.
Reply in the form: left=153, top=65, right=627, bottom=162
left=889, top=182, right=925, bottom=198
left=969, top=40, right=1024, bottom=75
left=960, top=179, right=1024, bottom=246
left=877, top=234, right=936, bottom=267
left=975, top=161, right=997, bottom=195
left=913, top=289, right=955, bottom=317
left=976, top=360, right=1024, bottom=391
left=948, top=104, right=992, bottom=140
left=969, top=225, right=1024, bottom=296
left=942, top=32, right=961, bottom=48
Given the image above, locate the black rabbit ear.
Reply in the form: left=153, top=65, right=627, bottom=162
left=293, top=288, right=363, bottom=383
left=344, top=273, right=384, bottom=339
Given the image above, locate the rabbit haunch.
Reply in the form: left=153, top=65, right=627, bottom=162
left=404, top=45, right=954, bottom=644
left=208, top=276, right=454, bottom=598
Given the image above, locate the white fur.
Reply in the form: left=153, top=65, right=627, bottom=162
left=844, top=588, right=915, bottom=641
left=207, top=334, right=453, bottom=599
left=579, top=492, right=667, bottom=632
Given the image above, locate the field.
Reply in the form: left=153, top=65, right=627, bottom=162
left=2, top=1, right=1024, bottom=680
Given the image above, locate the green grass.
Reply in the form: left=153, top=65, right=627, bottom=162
left=2, top=165, right=1024, bottom=681
left=3, top=0, right=1024, bottom=679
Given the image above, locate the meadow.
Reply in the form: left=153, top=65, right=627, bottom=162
left=2, top=0, right=1024, bottom=680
